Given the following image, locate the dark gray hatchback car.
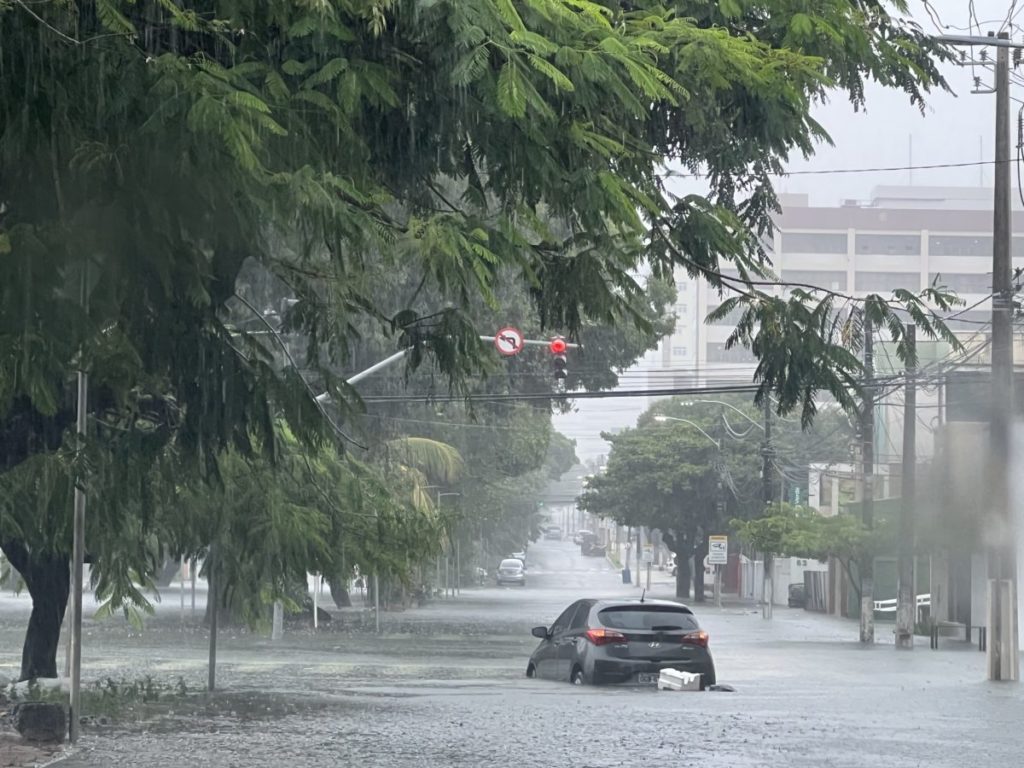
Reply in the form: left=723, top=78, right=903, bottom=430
left=526, top=598, right=715, bottom=688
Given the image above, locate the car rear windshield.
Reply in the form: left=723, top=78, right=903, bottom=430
left=499, top=560, right=522, bottom=569
left=597, top=606, right=699, bottom=632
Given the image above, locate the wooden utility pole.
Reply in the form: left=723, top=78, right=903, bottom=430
left=896, top=325, right=916, bottom=649
left=860, top=313, right=875, bottom=644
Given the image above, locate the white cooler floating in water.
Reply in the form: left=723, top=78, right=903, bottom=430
left=657, top=669, right=701, bottom=691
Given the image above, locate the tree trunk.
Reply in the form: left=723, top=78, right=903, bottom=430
left=693, top=538, right=708, bottom=603
left=673, top=546, right=692, bottom=601
left=329, top=582, right=352, bottom=608
left=1, top=541, right=70, bottom=681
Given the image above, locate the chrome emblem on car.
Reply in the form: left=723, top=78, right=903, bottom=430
left=648, top=641, right=661, bottom=649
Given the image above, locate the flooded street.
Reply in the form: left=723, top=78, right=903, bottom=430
left=1, top=540, right=1020, bottom=767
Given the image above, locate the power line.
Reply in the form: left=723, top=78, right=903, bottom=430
left=657, top=158, right=1012, bottom=181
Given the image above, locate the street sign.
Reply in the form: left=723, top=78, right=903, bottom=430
left=642, top=546, right=653, bottom=564
left=708, top=535, right=728, bottom=565
left=494, top=326, right=524, bottom=356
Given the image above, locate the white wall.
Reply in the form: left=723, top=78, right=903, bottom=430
left=772, top=557, right=829, bottom=606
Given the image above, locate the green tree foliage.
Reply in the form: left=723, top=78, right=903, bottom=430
left=0, top=0, right=956, bottom=676
left=578, top=413, right=756, bottom=599
left=580, top=397, right=856, bottom=598
left=736, top=504, right=896, bottom=603
left=732, top=503, right=819, bottom=560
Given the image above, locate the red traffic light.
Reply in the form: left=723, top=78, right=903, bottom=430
left=549, top=337, right=567, bottom=354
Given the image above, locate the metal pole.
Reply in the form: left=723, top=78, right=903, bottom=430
left=762, top=398, right=773, bottom=507
left=860, top=313, right=875, bottom=644
left=636, top=527, right=641, bottom=589
left=762, top=399, right=773, bottom=620
left=714, top=566, right=722, bottom=609
left=456, top=538, right=461, bottom=596
left=374, top=573, right=381, bottom=634
left=190, top=558, right=197, bottom=616
left=207, top=546, right=218, bottom=692
left=896, top=325, right=916, bottom=649
left=312, top=573, right=319, bottom=630
left=271, top=601, right=283, bottom=641
left=69, top=263, right=88, bottom=744
left=179, top=558, right=185, bottom=623
left=989, top=31, right=1019, bottom=681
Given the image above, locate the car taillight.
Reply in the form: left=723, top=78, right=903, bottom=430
left=585, top=628, right=626, bottom=646
left=682, top=630, right=709, bottom=648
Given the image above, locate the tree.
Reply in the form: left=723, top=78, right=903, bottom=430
left=0, top=1, right=958, bottom=678
left=737, top=504, right=895, bottom=611
left=733, top=502, right=818, bottom=615
left=579, top=414, right=759, bottom=600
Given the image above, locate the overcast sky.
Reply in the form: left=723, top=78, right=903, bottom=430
left=554, top=0, right=1020, bottom=463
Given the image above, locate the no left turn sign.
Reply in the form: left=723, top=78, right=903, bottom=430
left=494, top=326, right=524, bottom=356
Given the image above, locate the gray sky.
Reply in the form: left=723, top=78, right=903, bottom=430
left=555, top=0, right=1019, bottom=462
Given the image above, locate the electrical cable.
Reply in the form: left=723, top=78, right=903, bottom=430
left=656, top=158, right=1012, bottom=181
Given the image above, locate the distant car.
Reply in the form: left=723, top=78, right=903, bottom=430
left=788, top=583, right=806, bottom=608
left=512, top=550, right=527, bottom=568
left=497, top=558, right=526, bottom=587
left=579, top=531, right=606, bottom=557
left=526, top=598, right=716, bottom=688
left=573, top=529, right=592, bottom=546
left=544, top=526, right=562, bottom=540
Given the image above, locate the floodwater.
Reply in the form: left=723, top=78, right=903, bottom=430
left=3, top=540, right=1024, bottom=767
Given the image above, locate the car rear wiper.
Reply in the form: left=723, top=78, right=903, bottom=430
left=650, top=625, right=684, bottom=631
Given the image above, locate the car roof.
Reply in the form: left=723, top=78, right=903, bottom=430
left=500, top=558, right=523, bottom=566
left=589, top=598, right=694, bottom=613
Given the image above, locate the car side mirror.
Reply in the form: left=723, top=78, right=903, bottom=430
left=531, top=626, right=549, bottom=639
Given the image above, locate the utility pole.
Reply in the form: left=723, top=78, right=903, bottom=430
left=762, top=398, right=774, bottom=619
left=860, top=313, right=875, bottom=645
left=207, top=545, right=218, bottom=691
left=896, top=325, right=916, bottom=650
left=989, top=30, right=1019, bottom=681
left=934, top=29, right=1021, bottom=682
left=68, top=263, right=88, bottom=744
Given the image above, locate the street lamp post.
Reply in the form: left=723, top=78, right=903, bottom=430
left=653, top=415, right=722, bottom=449
left=678, top=400, right=775, bottom=616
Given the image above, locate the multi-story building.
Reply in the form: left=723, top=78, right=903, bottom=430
left=653, top=185, right=1024, bottom=397
left=650, top=186, right=1024, bottom=623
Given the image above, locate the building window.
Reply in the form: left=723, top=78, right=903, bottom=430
left=855, top=271, right=920, bottom=291
left=705, top=305, right=745, bottom=326
left=929, top=272, right=991, bottom=294
left=781, top=270, right=848, bottom=291
left=671, top=346, right=689, bottom=357
left=706, top=342, right=756, bottom=363
left=929, top=234, right=991, bottom=257
left=855, top=234, right=921, bottom=255
left=781, top=232, right=848, bottom=254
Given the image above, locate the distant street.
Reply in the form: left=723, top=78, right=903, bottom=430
left=3, top=540, right=1024, bottom=767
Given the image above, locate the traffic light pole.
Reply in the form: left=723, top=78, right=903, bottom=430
left=323, top=336, right=582, bottom=394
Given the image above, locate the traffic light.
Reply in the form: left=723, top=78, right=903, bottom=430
left=549, top=336, right=567, bottom=380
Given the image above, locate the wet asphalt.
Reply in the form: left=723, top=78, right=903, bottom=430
left=3, top=539, right=1024, bottom=767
